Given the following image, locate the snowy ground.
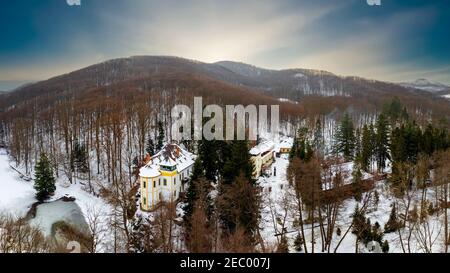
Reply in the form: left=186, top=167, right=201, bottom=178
left=2, top=141, right=448, bottom=253
left=258, top=147, right=449, bottom=253
left=0, top=149, right=113, bottom=252
left=0, top=149, right=36, bottom=216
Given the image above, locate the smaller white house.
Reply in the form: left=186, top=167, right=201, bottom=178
left=250, top=141, right=275, bottom=178
left=275, top=138, right=294, bottom=155
left=139, top=143, right=196, bottom=211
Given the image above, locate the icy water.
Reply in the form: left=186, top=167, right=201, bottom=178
left=29, top=200, right=89, bottom=237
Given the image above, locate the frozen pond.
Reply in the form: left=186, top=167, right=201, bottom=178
left=29, top=199, right=89, bottom=237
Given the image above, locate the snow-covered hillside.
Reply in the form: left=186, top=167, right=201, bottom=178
left=257, top=152, right=449, bottom=253
left=0, top=149, right=113, bottom=252
left=400, top=79, right=450, bottom=93
left=0, top=149, right=36, bottom=216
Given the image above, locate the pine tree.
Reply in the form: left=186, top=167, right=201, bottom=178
left=382, top=240, right=390, bottom=253
left=34, top=153, right=56, bottom=202
left=156, top=121, right=165, bottom=152
left=375, top=113, right=390, bottom=172
left=71, top=140, right=88, bottom=173
left=404, top=121, right=420, bottom=163
left=304, top=141, right=314, bottom=162
left=313, top=117, right=324, bottom=156
left=0, top=122, right=5, bottom=148
left=145, top=135, right=155, bottom=156
left=289, top=138, right=299, bottom=160
left=334, top=113, right=355, bottom=161
left=294, top=233, right=303, bottom=252
left=183, top=158, right=206, bottom=224
left=420, top=124, right=434, bottom=156
left=198, top=139, right=219, bottom=182
left=222, top=140, right=255, bottom=184
left=132, top=156, right=139, bottom=167
left=384, top=204, right=401, bottom=233
left=354, top=128, right=362, bottom=163
left=352, top=163, right=363, bottom=202
left=383, top=97, right=403, bottom=123
left=360, top=125, right=373, bottom=172
left=390, top=126, right=406, bottom=163
left=190, top=157, right=203, bottom=182
left=217, top=173, right=260, bottom=239
left=290, top=127, right=312, bottom=162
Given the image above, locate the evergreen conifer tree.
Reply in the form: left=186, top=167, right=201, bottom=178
left=375, top=113, right=390, bottom=171
left=34, top=153, right=56, bottom=202
left=156, top=121, right=165, bottom=152
left=222, top=140, right=255, bottom=184
left=334, top=112, right=355, bottom=161
left=382, top=240, right=390, bottom=253
left=183, top=159, right=213, bottom=228
left=313, top=118, right=324, bottom=156
left=145, top=135, right=155, bottom=156
left=360, top=125, right=373, bottom=172
left=352, top=163, right=363, bottom=202
left=384, top=204, right=401, bottom=233
left=71, top=140, right=89, bottom=173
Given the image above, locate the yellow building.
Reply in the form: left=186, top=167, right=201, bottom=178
left=139, top=144, right=196, bottom=211
left=250, top=141, right=275, bottom=178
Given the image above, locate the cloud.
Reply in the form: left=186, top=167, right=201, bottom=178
left=97, top=0, right=340, bottom=63
left=283, top=6, right=443, bottom=82
left=2, top=0, right=449, bottom=85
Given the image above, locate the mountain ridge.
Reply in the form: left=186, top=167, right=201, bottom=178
left=2, top=55, right=449, bottom=120
left=400, top=78, right=450, bottom=93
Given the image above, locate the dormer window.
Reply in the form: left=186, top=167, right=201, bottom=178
left=160, top=165, right=176, bottom=172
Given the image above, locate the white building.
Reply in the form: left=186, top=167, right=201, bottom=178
left=250, top=141, right=275, bottom=178
left=275, top=138, right=294, bottom=155
left=139, top=143, right=196, bottom=211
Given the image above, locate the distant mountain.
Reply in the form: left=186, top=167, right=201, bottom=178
left=4, top=56, right=429, bottom=102
left=400, top=79, right=450, bottom=93
left=2, top=56, right=449, bottom=120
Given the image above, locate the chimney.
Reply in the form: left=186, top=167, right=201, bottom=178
left=145, top=153, right=152, bottom=164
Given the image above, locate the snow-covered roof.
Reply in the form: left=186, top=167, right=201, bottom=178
left=275, top=138, right=294, bottom=152
left=139, top=143, right=196, bottom=178
left=139, top=165, right=161, bottom=178
left=250, top=141, right=275, bottom=156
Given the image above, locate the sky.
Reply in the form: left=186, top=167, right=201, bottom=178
left=0, top=0, right=449, bottom=90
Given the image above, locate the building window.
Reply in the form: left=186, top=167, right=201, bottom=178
left=143, top=181, right=146, bottom=188
left=143, top=197, right=147, bottom=205
left=174, top=178, right=176, bottom=185
left=153, top=180, right=156, bottom=188
left=160, top=165, right=176, bottom=172
left=164, top=179, right=167, bottom=186
left=174, top=190, right=177, bottom=197
left=159, top=179, right=161, bottom=186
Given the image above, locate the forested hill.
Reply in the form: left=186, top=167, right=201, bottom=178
left=1, top=56, right=449, bottom=121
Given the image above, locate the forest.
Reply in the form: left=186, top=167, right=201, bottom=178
left=0, top=58, right=449, bottom=253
